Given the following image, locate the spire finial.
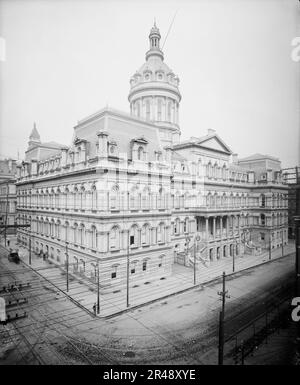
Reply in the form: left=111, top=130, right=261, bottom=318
left=154, top=17, right=156, bottom=27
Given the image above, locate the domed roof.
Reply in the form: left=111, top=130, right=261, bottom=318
left=129, top=22, right=180, bottom=96
left=137, top=58, right=173, bottom=78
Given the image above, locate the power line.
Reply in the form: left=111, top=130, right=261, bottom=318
left=161, top=9, right=179, bottom=50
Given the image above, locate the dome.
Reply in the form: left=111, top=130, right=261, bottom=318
left=128, top=23, right=181, bottom=146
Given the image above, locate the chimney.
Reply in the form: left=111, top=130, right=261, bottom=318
left=164, top=146, right=172, bottom=163
left=97, top=131, right=109, bottom=158
left=232, top=153, right=238, bottom=163
left=207, top=128, right=216, bottom=135
left=60, top=146, right=68, bottom=168
left=31, top=159, right=38, bottom=176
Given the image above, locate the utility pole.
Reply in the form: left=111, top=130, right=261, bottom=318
left=65, top=242, right=69, bottom=292
left=194, top=235, right=200, bottom=285
left=4, top=182, right=9, bottom=247
left=232, top=243, right=235, bottom=272
left=29, top=228, right=31, bottom=265
left=193, top=242, right=196, bottom=285
left=127, top=230, right=130, bottom=308
left=218, top=271, right=230, bottom=365
left=294, top=167, right=300, bottom=359
left=97, top=260, right=100, bottom=314
left=269, top=233, right=272, bottom=260
left=281, top=230, right=284, bottom=257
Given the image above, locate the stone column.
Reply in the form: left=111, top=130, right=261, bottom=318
left=205, top=217, right=209, bottom=240
left=213, top=216, right=216, bottom=239
left=226, top=216, right=229, bottom=237
left=220, top=216, right=223, bottom=241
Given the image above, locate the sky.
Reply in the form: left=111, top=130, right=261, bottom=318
left=0, top=0, right=299, bottom=167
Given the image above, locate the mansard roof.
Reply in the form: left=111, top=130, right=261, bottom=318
left=74, top=107, right=163, bottom=162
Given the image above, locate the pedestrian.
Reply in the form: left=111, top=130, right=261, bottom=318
left=93, top=303, right=96, bottom=315
left=7, top=240, right=10, bottom=247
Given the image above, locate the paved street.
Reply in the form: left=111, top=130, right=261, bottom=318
left=1, top=237, right=295, bottom=317
left=0, top=240, right=296, bottom=365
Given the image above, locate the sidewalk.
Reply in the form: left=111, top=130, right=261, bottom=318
left=1, top=236, right=295, bottom=318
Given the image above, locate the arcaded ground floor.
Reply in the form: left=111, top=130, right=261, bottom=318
left=1, top=235, right=295, bottom=317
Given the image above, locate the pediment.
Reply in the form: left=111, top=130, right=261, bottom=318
left=198, top=136, right=231, bottom=154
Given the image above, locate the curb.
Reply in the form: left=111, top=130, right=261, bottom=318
left=0, top=243, right=295, bottom=319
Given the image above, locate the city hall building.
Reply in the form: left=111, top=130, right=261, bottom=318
left=16, top=24, right=289, bottom=292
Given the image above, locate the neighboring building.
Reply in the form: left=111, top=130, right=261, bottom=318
left=282, top=167, right=300, bottom=239
left=15, top=24, right=289, bottom=293
left=0, top=159, right=17, bottom=235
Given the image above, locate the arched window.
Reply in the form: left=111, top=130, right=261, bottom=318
left=157, top=98, right=162, bottom=121
left=222, top=165, right=226, bottom=180
left=129, top=225, right=139, bottom=247
left=157, top=188, right=164, bottom=209
left=261, top=194, right=265, bottom=208
left=260, top=214, right=266, bottom=226
left=55, top=189, right=60, bottom=208
left=80, top=186, right=85, bottom=210
left=146, top=100, right=150, bottom=120
left=197, top=159, right=202, bottom=176
left=158, top=255, right=164, bottom=268
left=110, top=185, right=119, bottom=210
left=167, top=101, right=172, bottom=121
left=65, top=221, right=70, bottom=242
left=111, top=264, right=119, bottom=279
left=129, top=186, right=139, bottom=210
left=74, top=187, right=79, bottom=209
left=91, top=225, right=97, bottom=249
left=91, top=185, right=97, bottom=210
left=138, top=146, right=144, bottom=161
left=79, top=224, right=85, bottom=246
left=183, top=218, right=189, bottom=233
left=142, top=259, right=148, bottom=272
left=174, top=192, right=180, bottom=209
left=50, top=220, right=55, bottom=237
left=141, top=187, right=150, bottom=210
left=56, top=220, right=61, bottom=239
left=109, top=226, right=120, bottom=250
left=73, top=223, right=79, bottom=244
left=76, top=147, right=81, bottom=163
left=174, top=218, right=180, bottom=235
left=206, top=193, right=211, bottom=207
left=141, top=224, right=150, bottom=245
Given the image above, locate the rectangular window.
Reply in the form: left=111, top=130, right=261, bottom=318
left=142, top=261, right=147, bottom=271
left=130, top=235, right=135, bottom=245
left=111, top=266, right=117, bottom=279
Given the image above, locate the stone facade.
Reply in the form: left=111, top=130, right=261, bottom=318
left=16, top=24, right=289, bottom=293
left=0, top=159, right=17, bottom=235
